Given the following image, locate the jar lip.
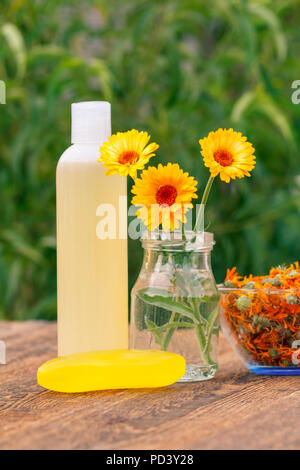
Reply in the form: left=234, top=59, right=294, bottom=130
left=141, top=230, right=215, bottom=251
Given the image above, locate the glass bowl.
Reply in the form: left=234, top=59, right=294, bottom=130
left=219, top=286, right=300, bottom=375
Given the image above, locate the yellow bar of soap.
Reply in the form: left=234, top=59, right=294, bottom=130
left=37, top=349, right=186, bottom=393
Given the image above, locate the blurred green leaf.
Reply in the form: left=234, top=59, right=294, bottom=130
left=255, top=94, right=295, bottom=147
left=249, top=3, right=287, bottom=61
left=0, top=230, right=44, bottom=264
left=1, top=23, right=26, bottom=79
left=231, top=90, right=255, bottom=122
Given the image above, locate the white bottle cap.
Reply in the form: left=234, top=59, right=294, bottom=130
left=71, top=101, right=111, bottom=144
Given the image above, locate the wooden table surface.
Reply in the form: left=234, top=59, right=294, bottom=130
left=0, top=321, right=299, bottom=450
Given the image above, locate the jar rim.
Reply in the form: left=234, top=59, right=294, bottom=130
left=141, top=230, right=215, bottom=252
left=218, top=285, right=300, bottom=294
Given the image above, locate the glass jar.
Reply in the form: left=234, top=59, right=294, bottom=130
left=220, top=287, right=300, bottom=375
left=130, top=231, right=220, bottom=382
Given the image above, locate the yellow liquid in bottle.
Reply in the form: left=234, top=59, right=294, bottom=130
left=56, top=145, right=128, bottom=356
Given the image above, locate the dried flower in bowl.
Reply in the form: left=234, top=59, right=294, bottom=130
left=219, top=264, right=300, bottom=375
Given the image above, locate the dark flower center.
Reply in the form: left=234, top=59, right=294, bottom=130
left=214, top=149, right=233, bottom=167
left=156, top=185, right=177, bottom=206
left=119, top=150, right=139, bottom=165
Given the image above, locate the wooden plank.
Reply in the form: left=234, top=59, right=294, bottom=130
left=0, top=321, right=299, bottom=450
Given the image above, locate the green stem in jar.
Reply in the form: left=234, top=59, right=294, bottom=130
left=195, top=325, right=215, bottom=365
left=161, top=311, right=180, bottom=351
left=140, top=287, right=218, bottom=366
left=160, top=295, right=218, bottom=366
left=191, top=297, right=218, bottom=365
left=205, top=305, right=219, bottom=353
left=181, top=214, right=187, bottom=242
left=191, top=301, right=214, bottom=365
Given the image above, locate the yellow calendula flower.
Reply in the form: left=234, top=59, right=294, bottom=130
left=199, top=128, right=256, bottom=183
left=131, top=163, right=198, bottom=232
left=99, top=129, right=159, bottom=178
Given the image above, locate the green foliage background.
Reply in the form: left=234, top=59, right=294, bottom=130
left=0, top=0, right=300, bottom=320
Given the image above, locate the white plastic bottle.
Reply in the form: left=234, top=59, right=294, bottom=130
left=56, top=102, right=128, bottom=356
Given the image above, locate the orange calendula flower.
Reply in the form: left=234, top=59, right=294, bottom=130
left=99, top=129, right=159, bottom=178
left=199, top=128, right=256, bottom=183
left=131, top=163, right=198, bottom=232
